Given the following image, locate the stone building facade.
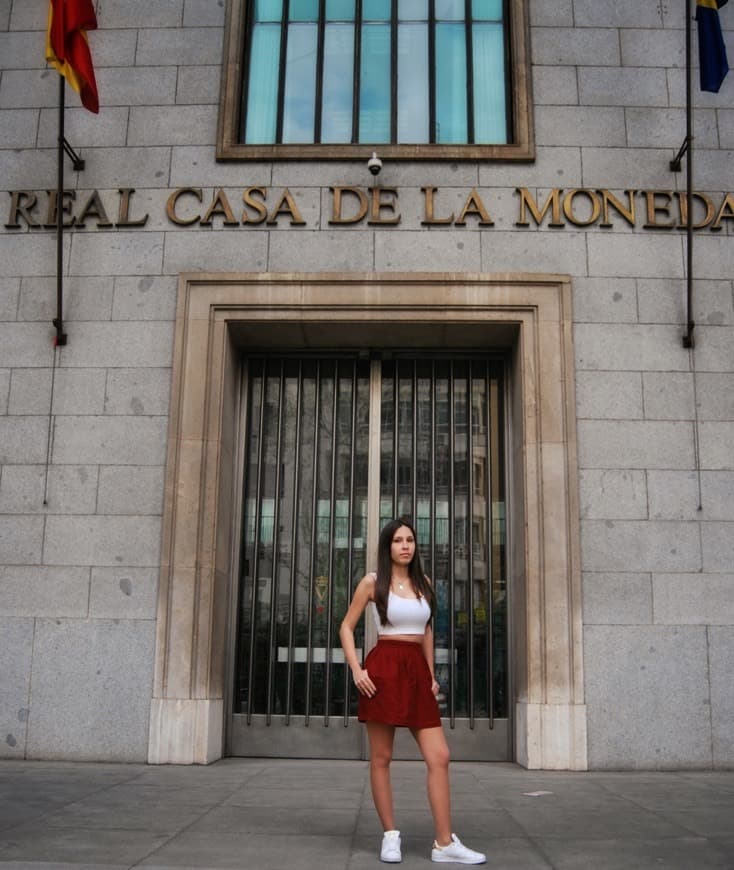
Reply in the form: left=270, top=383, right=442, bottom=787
left=1, top=0, right=732, bottom=768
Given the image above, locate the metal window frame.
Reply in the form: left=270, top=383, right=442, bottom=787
left=217, top=0, right=534, bottom=160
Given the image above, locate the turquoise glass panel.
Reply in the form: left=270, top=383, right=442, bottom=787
left=289, top=0, right=319, bottom=21
left=362, top=0, right=391, bottom=20
left=398, top=0, right=428, bottom=20
left=435, top=0, right=464, bottom=20
left=435, top=23, right=467, bottom=142
left=282, top=23, right=318, bottom=142
left=473, top=23, right=506, bottom=142
left=322, top=24, right=355, bottom=142
left=254, top=0, right=283, bottom=21
left=471, top=0, right=502, bottom=20
left=326, top=0, right=355, bottom=19
left=397, top=23, right=429, bottom=142
left=244, top=24, right=281, bottom=143
left=359, top=23, right=391, bottom=142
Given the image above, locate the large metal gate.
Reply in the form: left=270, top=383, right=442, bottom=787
left=230, top=355, right=509, bottom=759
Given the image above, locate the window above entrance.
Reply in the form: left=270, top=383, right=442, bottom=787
left=217, top=0, right=533, bottom=160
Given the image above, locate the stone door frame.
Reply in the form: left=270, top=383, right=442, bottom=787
left=148, top=272, right=587, bottom=769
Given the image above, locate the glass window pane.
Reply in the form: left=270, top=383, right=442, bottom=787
left=254, top=0, right=283, bottom=21
left=398, top=23, right=428, bottom=143
left=326, top=0, right=355, bottom=19
left=244, top=24, right=281, bottom=143
left=289, top=0, right=319, bottom=20
left=362, top=0, right=391, bottom=20
left=282, top=23, right=318, bottom=143
left=435, top=0, right=464, bottom=20
left=398, top=0, right=427, bottom=20
left=473, top=23, right=507, bottom=143
left=322, top=24, right=355, bottom=143
left=359, top=23, right=391, bottom=142
left=471, top=0, right=502, bottom=20
left=435, top=23, right=467, bottom=143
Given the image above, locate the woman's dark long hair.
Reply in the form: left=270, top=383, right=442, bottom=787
left=374, top=518, right=435, bottom=627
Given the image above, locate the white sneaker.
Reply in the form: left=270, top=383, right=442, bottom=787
left=431, top=834, right=486, bottom=864
left=380, top=829, right=402, bottom=863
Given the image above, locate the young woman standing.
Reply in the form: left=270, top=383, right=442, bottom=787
left=339, top=518, right=486, bottom=865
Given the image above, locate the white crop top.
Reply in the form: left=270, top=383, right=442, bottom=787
left=370, top=576, right=431, bottom=636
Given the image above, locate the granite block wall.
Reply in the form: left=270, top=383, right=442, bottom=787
left=0, top=0, right=732, bottom=766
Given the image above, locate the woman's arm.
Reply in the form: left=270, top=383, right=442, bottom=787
left=422, top=624, right=439, bottom=697
left=422, top=577, right=440, bottom=698
left=339, top=574, right=377, bottom=697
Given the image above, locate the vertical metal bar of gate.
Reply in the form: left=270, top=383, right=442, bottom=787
left=467, top=365, right=475, bottom=728
left=448, top=362, right=456, bottom=727
left=324, top=362, right=340, bottom=725
left=305, top=362, right=321, bottom=725
left=411, top=361, right=418, bottom=522
left=265, top=363, right=285, bottom=725
left=285, top=361, right=303, bottom=725
left=485, top=360, right=495, bottom=728
left=393, top=360, right=399, bottom=517
left=343, top=361, right=358, bottom=726
left=430, top=361, right=436, bottom=592
left=246, top=363, right=267, bottom=725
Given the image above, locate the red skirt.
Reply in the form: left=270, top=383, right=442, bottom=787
left=358, top=639, right=441, bottom=729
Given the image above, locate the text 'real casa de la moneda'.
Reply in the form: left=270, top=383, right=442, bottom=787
left=1, top=0, right=733, bottom=770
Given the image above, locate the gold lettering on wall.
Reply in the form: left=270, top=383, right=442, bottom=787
left=368, top=187, right=400, bottom=225
left=267, top=188, right=306, bottom=225
left=421, top=186, right=454, bottom=225
left=200, top=189, right=239, bottom=226
left=515, top=188, right=564, bottom=227
left=643, top=190, right=676, bottom=229
left=117, top=188, right=149, bottom=227
left=711, top=192, right=734, bottom=231
left=4, top=185, right=734, bottom=232
left=242, top=187, right=268, bottom=224
left=166, top=187, right=203, bottom=225
left=75, top=190, right=113, bottom=228
left=329, top=187, right=369, bottom=224
left=455, top=189, right=494, bottom=226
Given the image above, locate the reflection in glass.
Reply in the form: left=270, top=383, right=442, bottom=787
left=435, top=23, right=467, bottom=143
left=282, top=24, right=318, bottom=143
left=398, top=23, right=429, bottom=143
left=237, top=356, right=507, bottom=727
left=237, top=358, right=370, bottom=720
left=376, top=358, right=507, bottom=723
left=289, top=0, right=319, bottom=20
left=244, top=25, right=280, bottom=143
left=322, top=24, right=355, bottom=143
left=473, top=23, right=507, bottom=143
left=255, top=0, right=283, bottom=21
left=435, top=0, right=465, bottom=19
left=471, top=0, right=502, bottom=19
left=326, top=0, right=355, bottom=18
left=360, top=24, right=391, bottom=142
left=363, top=0, right=391, bottom=19
left=399, top=0, right=428, bottom=19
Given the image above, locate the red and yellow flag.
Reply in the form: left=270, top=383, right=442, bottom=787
left=45, top=0, right=99, bottom=113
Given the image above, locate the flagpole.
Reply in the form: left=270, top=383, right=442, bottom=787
left=54, top=73, right=67, bottom=347
left=683, top=0, right=695, bottom=349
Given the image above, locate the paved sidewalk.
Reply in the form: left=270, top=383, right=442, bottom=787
left=1, top=759, right=733, bottom=869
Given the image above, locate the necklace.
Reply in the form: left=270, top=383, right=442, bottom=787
left=393, top=577, right=406, bottom=591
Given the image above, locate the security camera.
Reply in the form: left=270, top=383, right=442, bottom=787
left=367, top=152, right=382, bottom=176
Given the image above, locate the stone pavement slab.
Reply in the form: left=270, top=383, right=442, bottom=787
left=0, top=759, right=732, bottom=869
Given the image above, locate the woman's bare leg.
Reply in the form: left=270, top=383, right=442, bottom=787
left=366, top=722, right=397, bottom=830
left=411, top=725, right=452, bottom=845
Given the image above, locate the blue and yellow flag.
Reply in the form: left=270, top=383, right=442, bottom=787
left=696, top=0, right=729, bottom=93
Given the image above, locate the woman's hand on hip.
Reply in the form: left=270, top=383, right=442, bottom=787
left=352, top=667, right=377, bottom=697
